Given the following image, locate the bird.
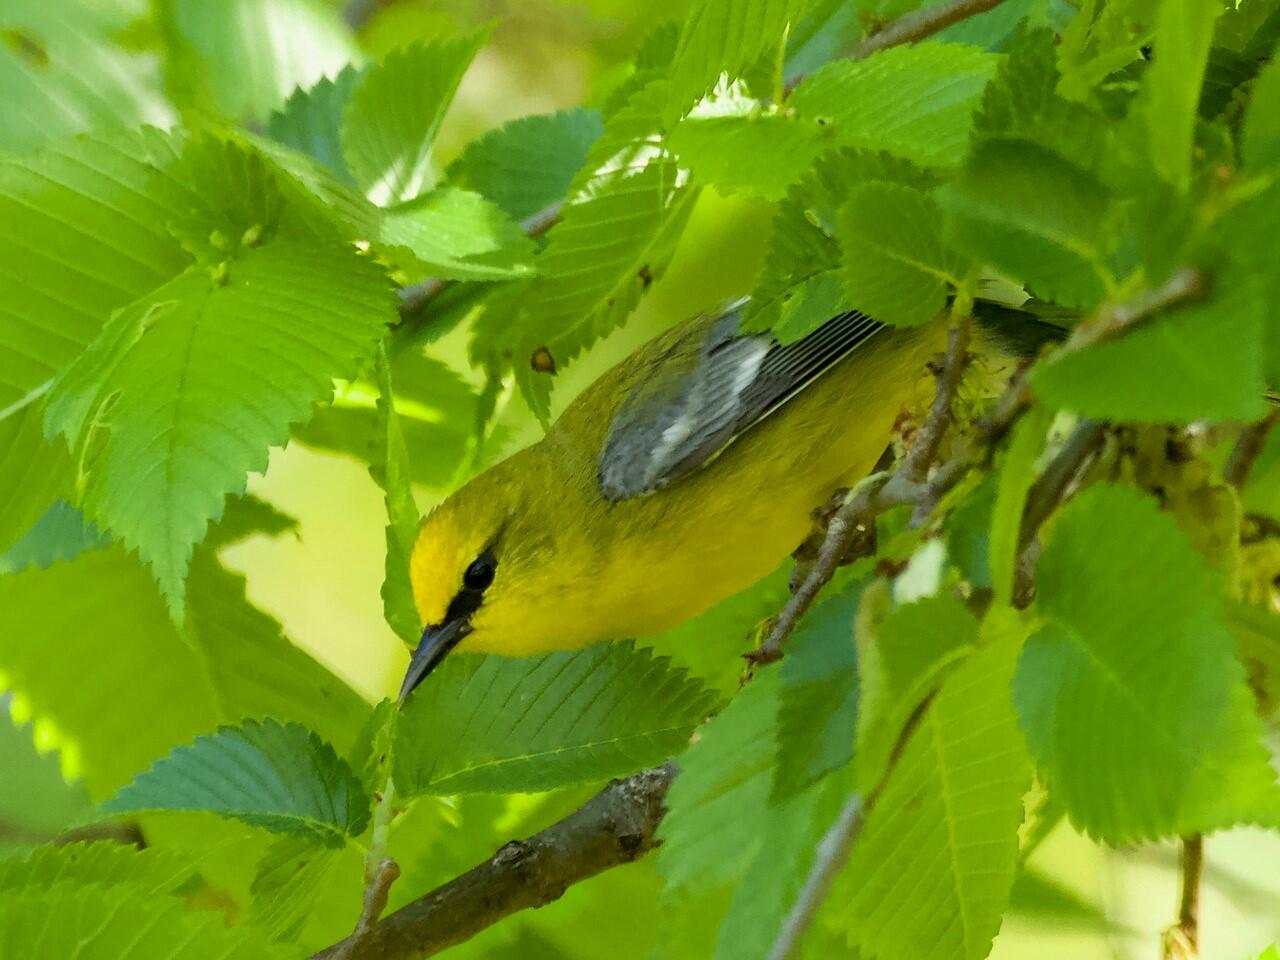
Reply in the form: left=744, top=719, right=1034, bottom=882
left=400, top=299, right=1031, bottom=698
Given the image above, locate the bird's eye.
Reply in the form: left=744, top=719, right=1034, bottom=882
left=463, top=557, right=496, bottom=591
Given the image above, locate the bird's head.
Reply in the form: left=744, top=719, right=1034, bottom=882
left=400, top=451, right=580, bottom=699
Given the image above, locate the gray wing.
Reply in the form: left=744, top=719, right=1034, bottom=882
left=598, top=303, right=884, bottom=500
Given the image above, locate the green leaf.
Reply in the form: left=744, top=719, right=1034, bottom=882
left=666, top=0, right=807, bottom=119
left=973, top=28, right=1111, bottom=171
left=183, top=551, right=372, bottom=755
left=1055, top=0, right=1157, bottom=100
left=938, top=139, right=1114, bottom=310
left=167, top=0, right=356, bottom=121
left=395, top=641, right=714, bottom=795
left=379, top=187, right=537, bottom=282
left=773, top=578, right=863, bottom=801
left=106, top=719, right=370, bottom=846
left=988, top=405, right=1052, bottom=605
left=297, top=351, right=480, bottom=488
left=1243, top=50, right=1280, bottom=170
left=370, top=345, right=421, bottom=645
left=773, top=270, right=852, bottom=343
left=0, top=406, right=69, bottom=554
left=1030, top=275, right=1267, bottom=423
left=1137, top=0, right=1222, bottom=192
left=446, top=108, right=604, bottom=220
left=266, top=64, right=363, bottom=184
left=743, top=150, right=935, bottom=336
left=247, top=836, right=345, bottom=941
left=834, top=629, right=1030, bottom=960
left=0, top=500, right=109, bottom=575
left=0, top=546, right=369, bottom=799
left=0, top=548, right=220, bottom=798
left=658, top=669, right=781, bottom=893
left=789, top=43, right=1000, bottom=168
left=0, top=883, right=290, bottom=959
left=839, top=181, right=970, bottom=327
left=0, top=842, right=194, bottom=898
left=714, top=774, right=845, bottom=960
left=0, top=128, right=191, bottom=415
left=341, top=36, right=485, bottom=205
left=855, top=593, right=979, bottom=792
left=0, top=0, right=173, bottom=155
left=668, top=110, right=831, bottom=201
left=43, top=140, right=395, bottom=616
left=513, top=80, right=699, bottom=418
left=1013, top=485, right=1280, bottom=841
left=0, top=699, right=93, bottom=851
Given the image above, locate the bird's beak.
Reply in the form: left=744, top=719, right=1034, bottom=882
left=399, top=617, right=472, bottom=702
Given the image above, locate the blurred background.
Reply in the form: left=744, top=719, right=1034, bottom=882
left=1, top=0, right=1277, bottom=956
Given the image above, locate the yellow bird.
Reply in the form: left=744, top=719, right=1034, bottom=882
left=401, top=301, right=958, bottom=697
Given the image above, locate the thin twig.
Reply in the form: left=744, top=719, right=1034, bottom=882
left=1224, top=410, right=1280, bottom=489
left=1017, top=419, right=1106, bottom=552
left=1011, top=418, right=1107, bottom=607
left=1060, top=269, right=1206, bottom=354
left=850, top=0, right=1011, bottom=60
left=311, top=764, right=675, bottom=960
left=1163, top=834, right=1204, bottom=959
left=902, top=318, right=972, bottom=485
left=751, top=319, right=973, bottom=664
left=768, top=794, right=865, bottom=960
left=767, top=691, right=937, bottom=960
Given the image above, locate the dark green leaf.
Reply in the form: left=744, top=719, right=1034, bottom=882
left=395, top=642, right=714, bottom=795
left=773, top=578, right=863, bottom=801
left=106, top=719, right=370, bottom=846
left=266, top=64, right=362, bottom=184
left=446, top=108, right=604, bottom=220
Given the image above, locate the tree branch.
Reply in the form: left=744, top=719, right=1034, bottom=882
left=311, top=764, right=675, bottom=960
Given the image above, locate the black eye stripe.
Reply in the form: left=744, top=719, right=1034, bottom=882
left=447, top=548, right=497, bottom=621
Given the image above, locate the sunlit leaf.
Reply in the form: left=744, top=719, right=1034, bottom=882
left=166, top=0, right=355, bottom=121
left=0, top=882, right=290, bottom=959
left=341, top=35, right=485, bottom=205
